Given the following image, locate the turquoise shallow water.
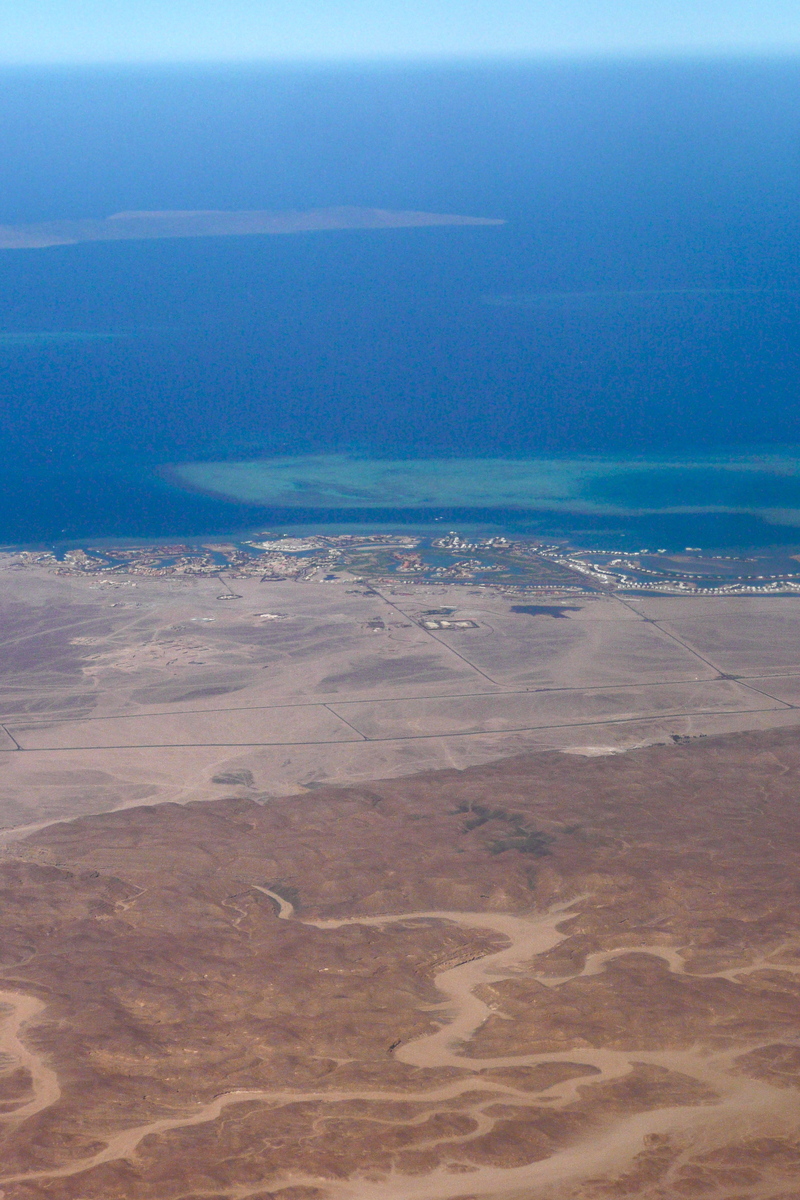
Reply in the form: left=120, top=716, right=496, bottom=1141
left=2, top=61, right=800, bottom=547
left=170, top=454, right=800, bottom=515
left=584, top=466, right=800, bottom=510
left=160, top=454, right=800, bottom=553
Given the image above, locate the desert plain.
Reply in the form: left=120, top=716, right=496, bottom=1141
left=2, top=557, right=800, bottom=1198
left=4, top=560, right=800, bottom=837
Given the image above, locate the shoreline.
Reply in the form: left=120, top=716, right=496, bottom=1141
left=6, top=526, right=800, bottom=597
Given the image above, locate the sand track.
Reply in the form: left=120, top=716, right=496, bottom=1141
left=0, top=991, right=60, bottom=1125
left=1, top=894, right=799, bottom=1199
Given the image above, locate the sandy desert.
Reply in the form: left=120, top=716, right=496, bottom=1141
left=2, top=561, right=800, bottom=1197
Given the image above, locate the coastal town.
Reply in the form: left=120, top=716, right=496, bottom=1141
left=6, top=531, right=800, bottom=595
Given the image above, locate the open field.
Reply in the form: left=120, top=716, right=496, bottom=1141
left=3, top=562, right=800, bottom=837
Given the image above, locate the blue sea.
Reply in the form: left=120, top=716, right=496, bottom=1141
left=1, top=59, right=800, bottom=549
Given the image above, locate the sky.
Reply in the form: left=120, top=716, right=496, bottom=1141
left=1, top=0, right=800, bottom=63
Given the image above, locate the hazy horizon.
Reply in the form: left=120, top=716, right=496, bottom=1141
left=3, top=0, right=800, bottom=64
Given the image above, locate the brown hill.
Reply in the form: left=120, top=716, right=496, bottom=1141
left=2, top=726, right=800, bottom=1198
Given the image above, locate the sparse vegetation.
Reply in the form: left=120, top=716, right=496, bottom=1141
left=263, top=882, right=300, bottom=909
left=212, top=770, right=255, bottom=787
left=455, top=803, right=553, bottom=855
left=488, top=830, right=553, bottom=856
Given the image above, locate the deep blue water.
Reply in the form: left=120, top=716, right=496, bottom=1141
left=1, top=59, right=800, bottom=547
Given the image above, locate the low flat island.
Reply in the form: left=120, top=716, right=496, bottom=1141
left=0, top=206, right=504, bottom=250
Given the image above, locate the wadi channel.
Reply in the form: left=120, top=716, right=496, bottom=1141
left=1, top=728, right=800, bottom=1198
